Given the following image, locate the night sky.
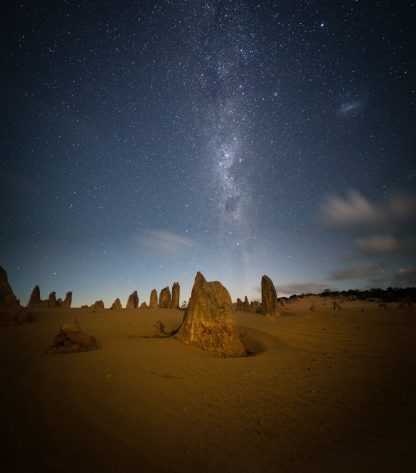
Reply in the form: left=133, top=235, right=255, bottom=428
left=1, top=1, right=415, bottom=307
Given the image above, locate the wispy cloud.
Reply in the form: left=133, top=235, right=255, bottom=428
left=355, top=234, right=398, bottom=254
left=330, top=263, right=379, bottom=281
left=135, top=229, right=195, bottom=256
left=320, top=190, right=416, bottom=230
left=355, top=234, right=416, bottom=256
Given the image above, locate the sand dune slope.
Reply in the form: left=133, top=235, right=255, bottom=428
left=0, top=301, right=415, bottom=472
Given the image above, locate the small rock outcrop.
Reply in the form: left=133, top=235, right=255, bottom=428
left=61, top=291, right=72, bottom=309
left=149, top=289, right=158, bottom=309
left=243, top=296, right=250, bottom=311
left=177, top=272, right=246, bottom=357
left=27, top=285, right=41, bottom=308
left=171, top=282, right=180, bottom=309
left=140, top=302, right=148, bottom=309
left=48, top=291, right=58, bottom=308
left=159, top=287, right=172, bottom=308
left=126, top=290, right=139, bottom=309
left=261, top=275, right=279, bottom=316
left=250, top=301, right=261, bottom=313
left=236, top=298, right=243, bottom=311
left=0, top=266, right=20, bottom=310
left=0, top=266, right=26, bottom=326
left=45, top=318, right=99, bottom=354
left=90, top=300, right=104, bottom=310
left=111, top=298, right=122, bottom=310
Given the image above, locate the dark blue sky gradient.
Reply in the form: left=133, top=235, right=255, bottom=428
left=1, top=1, right=415, bottom=306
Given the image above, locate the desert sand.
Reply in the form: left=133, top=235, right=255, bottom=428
left=1, top=298, right=415, bottom=473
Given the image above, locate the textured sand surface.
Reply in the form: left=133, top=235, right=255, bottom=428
left=1, top=299, right=415, bottom=472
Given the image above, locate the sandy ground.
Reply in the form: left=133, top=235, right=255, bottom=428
left=1, top=297, right=415, bottom=473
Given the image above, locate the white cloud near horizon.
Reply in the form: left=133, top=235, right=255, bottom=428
left=135, top=229, right=195, bottom=256
left=355, top=234, right=398, bottom=254
left=320, top=190, right=416, bottom=230
left=355, top=234, right=416, bottom=256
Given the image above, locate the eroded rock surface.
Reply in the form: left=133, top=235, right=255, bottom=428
left=45, top=318, right=99, bottom=354
left=261, top=275, right=279, bottom=316
left=126, top=290, right=139, bottom=309
left=61, top=291, right=72, bottom=309
left=177, top=272, right=246, bottom=357
left=90, top=300, right=104, bottom=310
left=27, top=285, right=41, bottom=308
left=159, top=287, right=172, bottom=308
left=171, top=282, right=180, bottom=309
left=149, top=289, right=158, bottom=309
left=0, top=266, right=26, bottom=326
left=111, top=298, right=122, bottom=310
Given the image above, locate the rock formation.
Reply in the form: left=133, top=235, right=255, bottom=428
left=0, top=266, right=20, bottom=310
left=0, top=266, right=26, bottom=326
left=90, top=300, right=104, bottom=310
left=61, top=291, right=72, bottom=309
left=48, top=291, right=58, bottom=308
left=45, top=318, right=99, bottom=354
left=111, top=298, right=122, bottom=310
left=149, top=289, right=158, bottom=309
left=126, top=290, right=139, bottom=309
left=250, top=301, right=261, bottom=313
left=27, top=285, right=41, bottom=308
left=159, top=287, right=172, bottom=308
left=140, top=302, right=148, bottom=309
left=243, top=296, right=250, bottom=311
left=177, top=272, right=246, bottom=357
left=171, top=282, right=180, bottom=309
left=261, top=275, right=279, bottom=316
left=27, top=286, right=72, bottom=309
left=236, top=298, right=243, bottom=311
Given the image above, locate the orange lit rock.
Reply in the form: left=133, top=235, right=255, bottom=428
left=177, top=272, right=246, bottom=357
left=159, top=287, right=171, bottom=308
left=45, top=318, right=99, bottom=354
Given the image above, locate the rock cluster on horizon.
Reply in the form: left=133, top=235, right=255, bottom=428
left=177, top=272, right=246, bottom=357
left=45, top=318, right=99, bottom=354
left=90, top=300, right=104, bottom=310
left=126, top=290, right=139, bottom=309
left=149, top=289, right=158, bottom=309
left=27, top=286, right=72, bottom=309
left=236, top=296, right=261, bottom=313
left=261, top=275, right=279, bottom=316
left=159, top=287, right=172, bottom=308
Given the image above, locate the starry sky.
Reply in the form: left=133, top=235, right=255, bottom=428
left=1, top=0, right=415, bottom=307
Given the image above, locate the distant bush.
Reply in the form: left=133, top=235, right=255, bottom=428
left=319, top=287, right=416, bottom=303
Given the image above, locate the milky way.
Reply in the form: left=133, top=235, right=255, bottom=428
left=1, top=1, right=415, bottom=305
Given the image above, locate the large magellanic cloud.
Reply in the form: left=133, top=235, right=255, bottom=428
left=355, top=234, right=416, bottom=256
